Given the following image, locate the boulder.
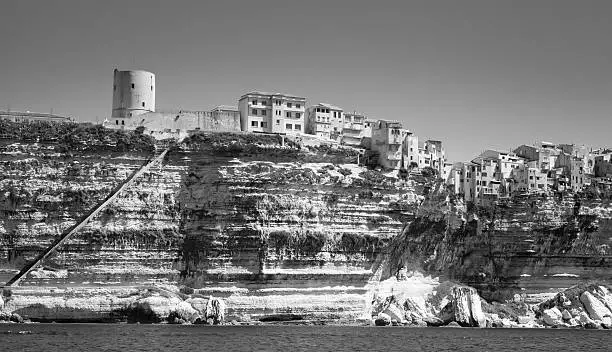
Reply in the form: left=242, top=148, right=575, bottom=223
left=204, top=296, right=226, bottom=325
left=423, top=316, right=445, bottom=327
left=561, top=309, right=572, bottom=321
left=446, top=321, right=462, bottom=327
left=542, top=307, right=563, bottom=326
left=449, top=286, right=485, bottom=327
left=467, top=289, right=486, bottom=327
left=170, top=301, right=199, bottom=323
left=403, top=297, right=429, bottom=319
left=580, top=291, right=612, bottom=321
left=452, top=287, right=472, bottom=326
left=592, top=286, right=612, bottom=313
left=10, top=313, right=24, bottom=323
left=578, top=312, right=596, bottom=327
left=127, top=295, right=183, bottom=323
left=382, top=301, right=405, bottom=322
left=374, top=313, right=391, bottom=326
left=185, top=297, right=208, bottom=314
left=517, top=316, right=534, bottom=325
left=601, top=316, right=612, bottom=329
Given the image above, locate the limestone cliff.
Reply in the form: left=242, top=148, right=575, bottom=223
left=0, top=122, right=428, bottom=322
left=1, top=121, right=611, bottom=324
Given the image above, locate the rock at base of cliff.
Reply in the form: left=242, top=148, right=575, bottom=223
left=375, top=313, right=391, bottom=326
left=580, top=292, right=612, bottom=321
left=542, top=307, right=563, bottom=326
left=203, top=296, right=226, bottom=325
left=423, top=316, right=445, bottom=327
left=168, top=301, right=200, bottom=324
left=561, top=309, right=572, bottom=321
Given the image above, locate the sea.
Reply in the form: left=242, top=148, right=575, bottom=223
left=1, top=324, right=610, bottom=352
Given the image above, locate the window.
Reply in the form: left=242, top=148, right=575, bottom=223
left=142, top=102, right=145, bottom=107
left=113, top=85, right=116, bottom=91
left=286, top=123, right=292, bottom=129
left=131, top=83, right=135, bottom=89
left=295, top=112, right=301, bottom=118
left=116, top=120, right=119, bottom=125
left=121, top=120, right=125, bottom=125
left=286, top=112, right=291, bottom=118
left=129, top=113, right=132, bottom=117
left=151, top=85, right=154, bottom=91
left=276, top=119, right=280, bottom=124
left=326, top=109, right=329, bottom=113
left=295, top=124, right=301, bottom=130
left=261, top=100, right=267, bottom=106
left=261, top=110, right=267, bottom=116
left=287, top=102, right=292, bottom=108
left=251, top=121, right=258, bottom=127
left=253, top=100, right=258, bottom=105
left=261, top=121, right=268, bottom=128
left=296, top=104, right=301, bottom=108
left=252, top=109, right=258, bottom=115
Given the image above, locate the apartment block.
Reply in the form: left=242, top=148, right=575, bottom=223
left=238, top=91, right=306, bottom=134
left=305, top=103, right=342, bottom=140
left=418, top=140, right=446, bottom=175
left=370, top=120, right=410, bottom=169
left=340, top=112, right=366, bottom=147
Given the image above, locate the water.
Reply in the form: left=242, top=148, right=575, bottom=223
left=1, top=324, right=610, bottom=352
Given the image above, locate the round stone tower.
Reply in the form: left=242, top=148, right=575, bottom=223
left=111, top=69, right=155, bottom=122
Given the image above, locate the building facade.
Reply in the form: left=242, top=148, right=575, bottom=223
left=0, top=111, right=73, bottom=124
left=370, top=120, right=409, bottom=169
left=339, top=112, right=366, bottom=147
left=238, top=92, right=306, bottom=134
left=305, top=103, right=342, bottom=139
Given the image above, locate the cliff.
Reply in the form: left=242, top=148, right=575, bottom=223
left=1, top=120, right=610, bottom=324
left=0, top=122, right=429, bottom=322
left=386, top=189, right=612, bottom=303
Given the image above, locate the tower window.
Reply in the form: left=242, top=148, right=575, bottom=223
left=131, top=84, right=135, bottom=89
left=142, top=102, right=145, bottom=107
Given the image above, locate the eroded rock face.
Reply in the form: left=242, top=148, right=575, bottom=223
left=386, top=191, right=612, bottom=303
left=1, top=124, right=611, bottom=324
left=0, top=130, right=427, bottom=322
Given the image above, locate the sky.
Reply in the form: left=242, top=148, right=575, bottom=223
left=0, top=0, right=611, bottom=162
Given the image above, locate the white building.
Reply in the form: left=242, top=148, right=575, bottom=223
left=238, top=91, right=306, bottom=134
left=305, top=103, right=343, bottom=139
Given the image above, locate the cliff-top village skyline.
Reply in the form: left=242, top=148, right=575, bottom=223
left=1, top=1, right=612, bottom=163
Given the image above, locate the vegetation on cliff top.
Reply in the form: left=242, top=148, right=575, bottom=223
left=0, top=120, right=154, bottom=152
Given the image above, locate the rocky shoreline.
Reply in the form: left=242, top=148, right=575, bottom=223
left=2, top=281, right=611, bottom=329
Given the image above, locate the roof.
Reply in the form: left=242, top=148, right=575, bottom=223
left=239, top=91, right=306, bottom=100
left=0, top=111, right=72, bottom=120
left=314, top=102, right=343, bottom=111
left=212, top=105, right=239, bottom=111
